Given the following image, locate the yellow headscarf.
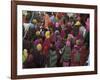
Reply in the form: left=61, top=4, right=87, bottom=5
left=32, top=19, right=37, bottom=24
left=36, top=43, right=42, bottom=51
left=45, top=31, right=50, bottom=39
left=75, top=21, right=81, bottom=26
left=36, top=31, right=40, bottom=36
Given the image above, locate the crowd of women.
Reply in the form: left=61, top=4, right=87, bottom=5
left=22, top=11, right=90, bottom=68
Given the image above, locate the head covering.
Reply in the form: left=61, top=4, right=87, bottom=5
left=36, top=31, right=40, bottom=36
left=75, top=21, right=81, bottom=26
left=55, top=22, right=59, bottom=28
left=22, top=11, right=28, bottom=16
left=36, top=43, right=42, bottom=51
left=68, top=34, right=74, bottom=39
left=67, top=13, right=74, bottom=18
left=76, top=39, right=80, bottom=45
left=45, top=31, right=50, bottom=39
left=67, top=21, right=72, bottom=26
left=55, top=30, right=60, bottom=35
left=32, top=19, right=37, bottom=24
left=24, top=49, right=28, bottom=53
left=34, top=39, right=40, bottom=46
left=66, top=40, right=71, bottom=47
left=44, top=14, right=51, bottom=28
left=23, top=49, right=28, bottom=62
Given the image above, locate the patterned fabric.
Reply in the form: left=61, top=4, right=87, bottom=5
left=71, top=48, right=80, bottom=66
left=61, top=46, right=71, bottom=61
left=48, top=50, right=57, bottom=67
